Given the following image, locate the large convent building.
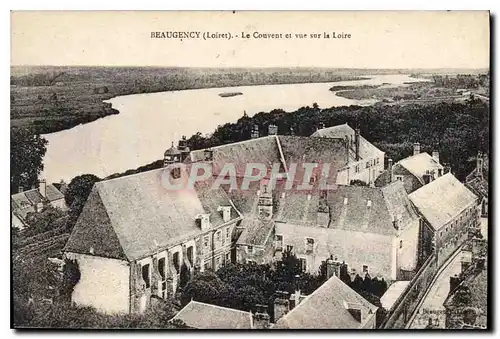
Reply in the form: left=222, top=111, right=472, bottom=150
left=63, top=123, right=480, bottom=315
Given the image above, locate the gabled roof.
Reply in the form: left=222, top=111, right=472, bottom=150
left=274, top=275, right=378, bottom=329
left=311, top=123, right=384, bottom=160
left=64, top=167, right=241, bottom=261
left=328, top=181, right=419, bottom=235
left=171, top=300, right=254, bottom=329
left=409, top=173, right=477, bottom=230
left=397, top=152, right=443, bottom=185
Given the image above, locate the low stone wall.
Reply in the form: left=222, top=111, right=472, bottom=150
left=380, top=254, right=438, bottom=329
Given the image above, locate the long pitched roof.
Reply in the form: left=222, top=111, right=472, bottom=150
left=64, top=167, right=241, bottom=261
left=409, top=173, right=477, bottom=230
left=328, top=181, right=419, bottom=235
left=189, top=135, right=348, bottom=183
left=171, top=300, right=254, bottom=329
left=274, top=275, right=378, bottom=329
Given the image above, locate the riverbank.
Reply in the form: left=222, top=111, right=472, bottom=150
left=11, top=66, right=372, bottom=134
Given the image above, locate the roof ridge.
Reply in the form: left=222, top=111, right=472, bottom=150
left=191, top=135, right=276, bottom=152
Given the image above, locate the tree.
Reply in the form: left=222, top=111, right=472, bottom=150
left=10, top=128, right=48, bottom=193
left=64, top=174, right=101, bottom=207
left=64, top=174, right=101, bottom=230
left=180, top=272, right=226, bottom=306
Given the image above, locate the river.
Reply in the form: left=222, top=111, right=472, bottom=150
left=41, top=74, right=428, bottom=183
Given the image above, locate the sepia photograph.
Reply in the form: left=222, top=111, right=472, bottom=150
left=10, top=10, right=490, bottom=330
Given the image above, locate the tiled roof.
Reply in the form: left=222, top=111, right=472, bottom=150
left=190, top=135, right=348, bottom=184
left=171, top=300, right=253, bottom=329
left=328, top=181, right=419, bottom=235
left=64, top=167, right=241, bottom=261
left=409, top=173, right=477, bottom=230
left=397, top=153, right=443, bottom=185
left=45, top=184, right=64, bottom=202
left=23, top=189, right=44, bottom=205
left=274, top=275, right=378, bottom=329
left=190, top=136, right=284, bottom=177
left=11, top=192, right=34, bottom=209
left=236, top=218, right=274, bottom=246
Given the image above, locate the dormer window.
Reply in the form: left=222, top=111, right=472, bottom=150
left=196, top=213, right=211, bottom=231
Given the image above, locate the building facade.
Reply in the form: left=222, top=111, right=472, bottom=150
left=312, top=123, right=385, bottom=186
left=63, top=155, right=242, bottom=314
left=409, top=173, right=479, bottom=267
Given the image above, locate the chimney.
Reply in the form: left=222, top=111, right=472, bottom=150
left=217, top=206, right=231, bottom=223
left=413, top=142, right=420, bottom=156
left=345, top=301, right=363, bottom=323
left=318, top=122, right=325, bottom=130
left=355, top=128, right=361, bottom=161
left=326, top=255, right=342, bottom=279
left=272, top=291, right=290, bottom=323
left=388, top=158, right=394, bottom=182
left=432, top=151, right=440, bottom=164
left=476, top=152, right=483, bottom=179
left=39, top=179, right=47, bottom=198
left=251, top=124, right=260, bottom=139
left=290, top=127, right=295, bottom=136
left=18, top=186, right=24, bottom=193
left=289, top=274, right=302, bottom=310
left=253, top=305, right=270, bottom=329
left=257, top=183, right=273, bottom=220
left=178, top=136, right=190, bottom=162
left=268, top=124, right=278, bottom=136
left=196, top=214, right=211, bottom=231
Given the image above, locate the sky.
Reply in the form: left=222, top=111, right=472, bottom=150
left=11, top=11, right=490, bottom=69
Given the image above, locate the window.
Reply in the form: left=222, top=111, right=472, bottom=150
left=399, top=240, right=403, bottom=249
left=216, top=256, right=221, bottom=269
left=204, top=261, right=211, bottom=271
left=225, top=252, right=231, bottom=264
left=216, top=231, right=221, bottom=243
left=187, top=246, right=194, bottom=266
left=363, top=265, right=368, bottom=273
left=226, top=227, right=230, bottom=239
left=276, top=234, right=283, bottom=250
left=248, top=246, right=254, bottom=254
left=306, top=238, right=314, bottom=254
left=366, top=161, right=370, bottom=168
left=142, top=264, right=150, bottom=288
left=204, top=235, right=209, bottom=248
left=286, top=245, right=293, bottom=253
left=395, top=175, right=404, bottom=181
left=158, top=258, right=166, bottom=281
left=355, top=165, right=360, bottom=173
left=299, top=258, right=307, bottom=272
left=173, top=252, right=180, bottom=273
